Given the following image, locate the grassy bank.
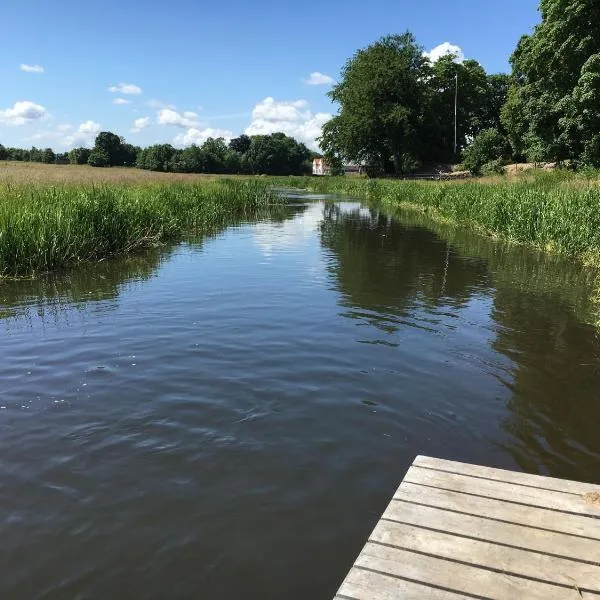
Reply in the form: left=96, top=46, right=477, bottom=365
left=283, top=172, right=600, bottom=265
left=0, top=179, right=281, bottom=278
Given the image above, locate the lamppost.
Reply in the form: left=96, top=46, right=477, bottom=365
left=454, top=72, right=458, bottom=157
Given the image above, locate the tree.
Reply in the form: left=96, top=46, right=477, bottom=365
left=247, top=132, right=311, bottom=175
left=0, top=144, right=7, bottom=160
left=88, top=148, right=110, bottom=167
left=229, top=134, right=251, bottom=154
left=201, top=137, right=228, bottom=173
left=502, top=0, right=600, bottom=166
left=136, top=144, right=175, bottom=172
left=92, top=131, right=127, bottom=166
left=68, top=147, right=91, bottom=165
left=322, top=33, right=429, bottom=176
left=41, top=148, right=56, bottom=164
left=461, top=128, right=511, bottom=174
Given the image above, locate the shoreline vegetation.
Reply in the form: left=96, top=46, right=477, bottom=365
left=0, top=176, right=282, bottom=278
left=285, top=171, right=600, bottom=267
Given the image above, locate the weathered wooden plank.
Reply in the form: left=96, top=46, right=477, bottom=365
left=395, top=481, right=600, bottom=540
left=404, top=466, right=600, bottom=517
left=358, top=541, right=582, bottom=600
left=337, top=567, right=473, bottom=600
left=383, top=499, right=600, bottom=562
left=369, top=520, right=600, bottom=592
left=414, top=456, right=600, bottom=495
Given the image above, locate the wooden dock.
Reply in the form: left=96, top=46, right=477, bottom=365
left=334, top=455, right=600, bottom=599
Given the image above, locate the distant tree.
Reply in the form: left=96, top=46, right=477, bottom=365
left=68, top=147, right=91, bottom=165
left=201, top=137, right=229, bottom=173
left=461, top=128, right=511, bottom=174
left=229, top=134, right=251, bottom=154
left=88, top=148, right=110, bottom=167
left=92, top=131, right=125, bottom=167
left=55, top=152, right=70, bottom=165
left=41, top=148, right=56, bottom=164
left=29, top=147, right=43, bottom=162
left=224, top=149, right=242, bottom=173
left=247, top=132, right=311, bottom=175
left=0, top=144, right=7, bottom=160
left=121, top=143, right=141, bottom=167
left=136, top=144, right=175, bottom=172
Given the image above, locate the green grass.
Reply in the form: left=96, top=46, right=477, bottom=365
left=0, top=179, right=282, bottom=278
left=279, top=172, right=600, bottom=266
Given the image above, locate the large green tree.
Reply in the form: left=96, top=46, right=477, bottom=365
left=502, top=0, right=600, bottom=166
left=322, top=33, right=429, bottom=176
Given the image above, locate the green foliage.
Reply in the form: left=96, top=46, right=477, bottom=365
left=0, top=144, right=7, bottom=161
left=502, top=0, right=600, bottom=166
left=41, top=148, right=56, bottom=164
left=461, top=128, right=511, bottom=174
left=229, top=134, right=251, bottom=154
left=68, top=147, right=91, bottom=165
left=87, top=148, right=110, bottom=167
left=246, top=132, right=311, bottom=175
left=136, top=144, right=175, bottom=172
left=0, top=180, right=283, bottom=277
left=481, top=158, right=508, bottom=176
left=322, top=32, right=509, bottom=174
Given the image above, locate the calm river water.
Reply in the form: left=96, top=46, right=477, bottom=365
left=1, top=195, right=599, bottom=599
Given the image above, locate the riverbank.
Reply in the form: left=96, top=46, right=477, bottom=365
left=0, top=179, right=281, bottom=278
left=285, top=172, right=600, bottom=267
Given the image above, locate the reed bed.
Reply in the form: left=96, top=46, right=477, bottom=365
left=282, top=173, right=600, bottom=265
left=0, top=179, right=281, bottom=277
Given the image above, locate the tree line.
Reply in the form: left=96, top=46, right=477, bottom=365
left=322, top=0, right=600, bottom=175
left=0, top=131, right=313, bottom=176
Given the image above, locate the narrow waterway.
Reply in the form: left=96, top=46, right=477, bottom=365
left=1, top=195, right=599, bottom=599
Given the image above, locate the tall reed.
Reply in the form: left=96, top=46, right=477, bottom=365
left=0, top=179, right=282, bottom=277
left=282, top=174, right=600, bottom=265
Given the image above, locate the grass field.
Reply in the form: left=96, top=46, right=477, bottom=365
left=0, top=161, right=226, bottom=184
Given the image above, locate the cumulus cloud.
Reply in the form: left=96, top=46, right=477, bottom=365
left=157, top=108, right=199, bottom=128
left=173, top=127, right=233, bottom=146
left=424, top=42, right=465, bottom=63
left=113, top=98, right=131, bottom=105
left=63, top=120, right=101, bottom=148
left=0, top=100, right=48, bottom=125
left=304, top=72, right=334, bottom=85
left=108, top=83, right=142, bottom=95
left=20, top=64, right=44, bottom=73
left=244, top=97, right=331, bottom=151
left=131, top=117, right=151, bottom=133
left=146, top=99, right=176, bottom=109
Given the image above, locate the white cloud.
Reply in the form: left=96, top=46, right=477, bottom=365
left=78, top=120, right=101, bottom=134
left=157, top=108, right=200, bottom=128
left=0, top=101, right=48, bottom=125
left=108, top=83, right=142, bottom=95
left=20, top=64, right=44, bottom=73
left=131, top=117, right=151, bottom=133
left=63, top=120, right=101, bottom=148
left=146, top=99, right=177, bottom=109
left=113, top=98, right=131, bottom=105
left=424, top=42, right=465, bottom=63
left=57, top=124, right=72, bottom=132
left=304, top=72, right=334, bottom=85
left=244, top=97, right=331, bottom=151
left=173, top=127, right=233, bottom=147
left=252, top=97, right=311, bottom=122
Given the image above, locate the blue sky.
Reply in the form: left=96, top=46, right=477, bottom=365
left=0, top=0, right=540, bottom=152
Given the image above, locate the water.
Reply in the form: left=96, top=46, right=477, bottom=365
left=1, top=196, right=599, bottom=599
